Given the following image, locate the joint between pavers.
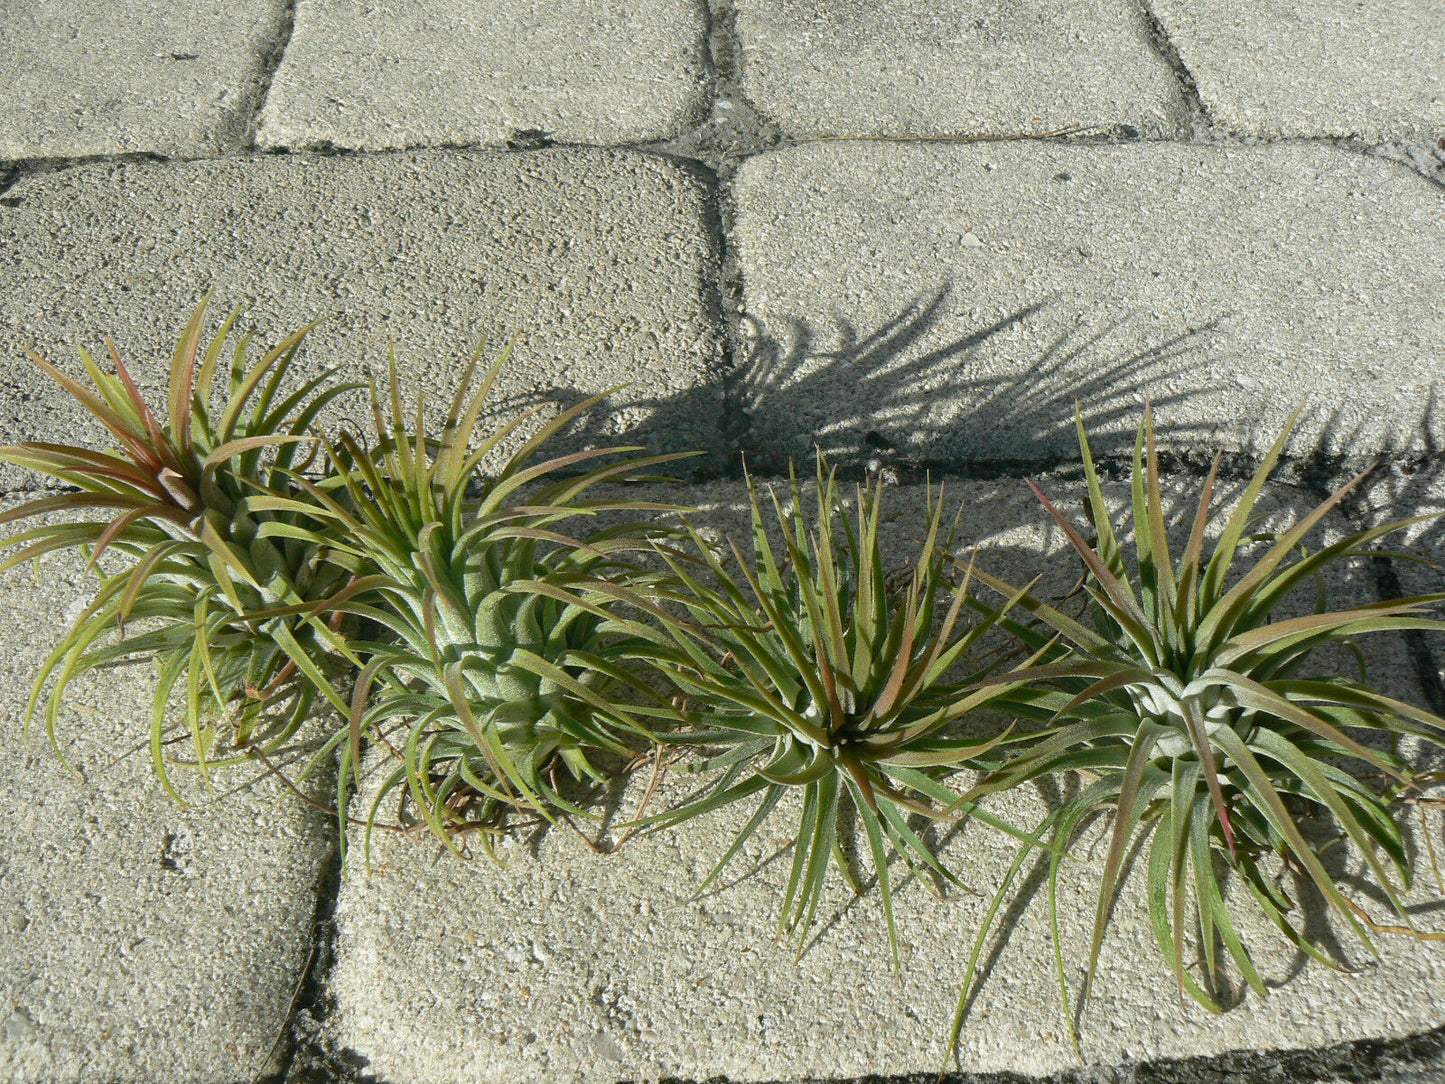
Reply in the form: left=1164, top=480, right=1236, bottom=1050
left=0, top=149, right=175, bottom=182
left=1135, top=0, right=1212, bottom=139
left=246, top=0, right=301, bottom=154
left=275, top=824, right=366, bottom=1084
left=1118, top=1021, right=1445, bottom=1084
left=724, top=433, right=1445, bottom=495
left=641, top=0, right=785, bottom=179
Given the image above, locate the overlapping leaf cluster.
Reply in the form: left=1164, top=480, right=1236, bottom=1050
left=0, top=299, right=682, bottom=849
left=0, top=299, right=356, bottom=798
left=947, top=405, right=1445, bottom=1055
left=626, top=462, right=1045, bottom=965
left=4, top=298, right=1445, bottom=1053
left=280, top=349, right=688, bottom=856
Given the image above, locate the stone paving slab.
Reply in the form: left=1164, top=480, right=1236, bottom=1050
left=1152, top=0, right=1445, bottom=142
left=732, top=0, right=1188, bottom=139
left=0, top=147, right=725, bottom=494
left=0, top=0, right=288, bottom=160
left=322, top=474, right=1445, bottom=1083
left=0, top=520, right=332, bottom=1083
left=255, top=0, right=711, bottom=152
left=730, top=140, right=1445, bottom=472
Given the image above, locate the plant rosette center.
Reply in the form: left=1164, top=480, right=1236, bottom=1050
left=793, top=685, right=887, bottom=755
left=1128, top=676, right=1255, bottom=761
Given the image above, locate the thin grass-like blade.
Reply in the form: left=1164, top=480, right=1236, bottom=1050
left=1200, top=400, right=1306, bottom=604
left=1084, top=720, right=1163, bottom=1008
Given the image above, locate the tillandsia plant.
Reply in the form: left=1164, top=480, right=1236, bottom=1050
left=634, top=456, right=1050, bottom=968
left=947, top=404, right=1445, bottom=1057
left=276, top=342, right=693, bottom=858
left=0, top=296, right=360, bottom=799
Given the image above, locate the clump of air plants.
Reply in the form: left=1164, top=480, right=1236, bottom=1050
left=8, top=296, right=1445, bottom=1058
left=0, top=296, right=359, bottom=799
left=290, top=344, right=693, bottom=859
left=947, top=405, right=1445, bottom=1058
left=628, top=457, right=1049, bottom=967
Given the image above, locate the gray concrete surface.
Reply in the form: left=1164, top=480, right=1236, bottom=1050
left=255, top=0, right=711, bottom=152
left=319, top=474, right=1445, bottom=1082
left=1151, top=0, right=1445, bottom=142
left=731, top=0, right=1187, bottom=139
left=0, top=0, right=290, bottom=160
left=0, top=147, right=725, bottom=493
left=0, top=518, right=334, bottom=1083
left=730, top=140, right=1445, bottom=472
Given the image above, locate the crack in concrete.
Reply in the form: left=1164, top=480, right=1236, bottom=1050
left=0, top=149, right=175, bottom=180
left=1355, top=136, right=1445, bottom=193
left=641, top=0, right=786, bottom=179
left=270, top=1023, right=1445, bottom=1084
left=635, top=0, right=784, bottom=480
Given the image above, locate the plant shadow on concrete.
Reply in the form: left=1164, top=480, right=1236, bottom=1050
left=724, top=282, right=1229, bottom=477
left=494, top=281, right=1232, bottom=482
left=1287, top=394, right=1445, bottom=757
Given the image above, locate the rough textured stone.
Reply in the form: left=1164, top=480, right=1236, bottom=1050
left=732, top=0, right=1188, bottom=138
left=0, top=0, right=288, bottom=160
left=1152, top=0, right=1445, bottom=141
left=256, top=0, right=711, bottom=151
left=0, top=521, right=332, bottom=1083
left=730, top=141, right=1445, bottom=471
left=0, top=148, right=725, bottom=493
left=321, top=474, right=1445, bottom=1082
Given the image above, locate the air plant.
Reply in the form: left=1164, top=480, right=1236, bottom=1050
left=633, top=457, right=1049, bottom=967
left=279, top=342, right=692, bottom=858
left=947, top=404, right=1445, bottom=1057
left=0, top=296, right=360, bottom=799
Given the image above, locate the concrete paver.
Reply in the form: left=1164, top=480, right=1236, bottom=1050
left=0, top=527, right=333, bottom=1083
left=322, top=474, right=1445, bottom=1082
left=0, top=0, right=289, bottom=160
left=1152, top=0, right=1445, bottom=141
left=730, top=140, right=1445, bottom=471
left=0, top=147, right=725, bottom=494
left=256, top=0, right=712, bottom=151
left=732, top=0, right=1188, bottom=139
